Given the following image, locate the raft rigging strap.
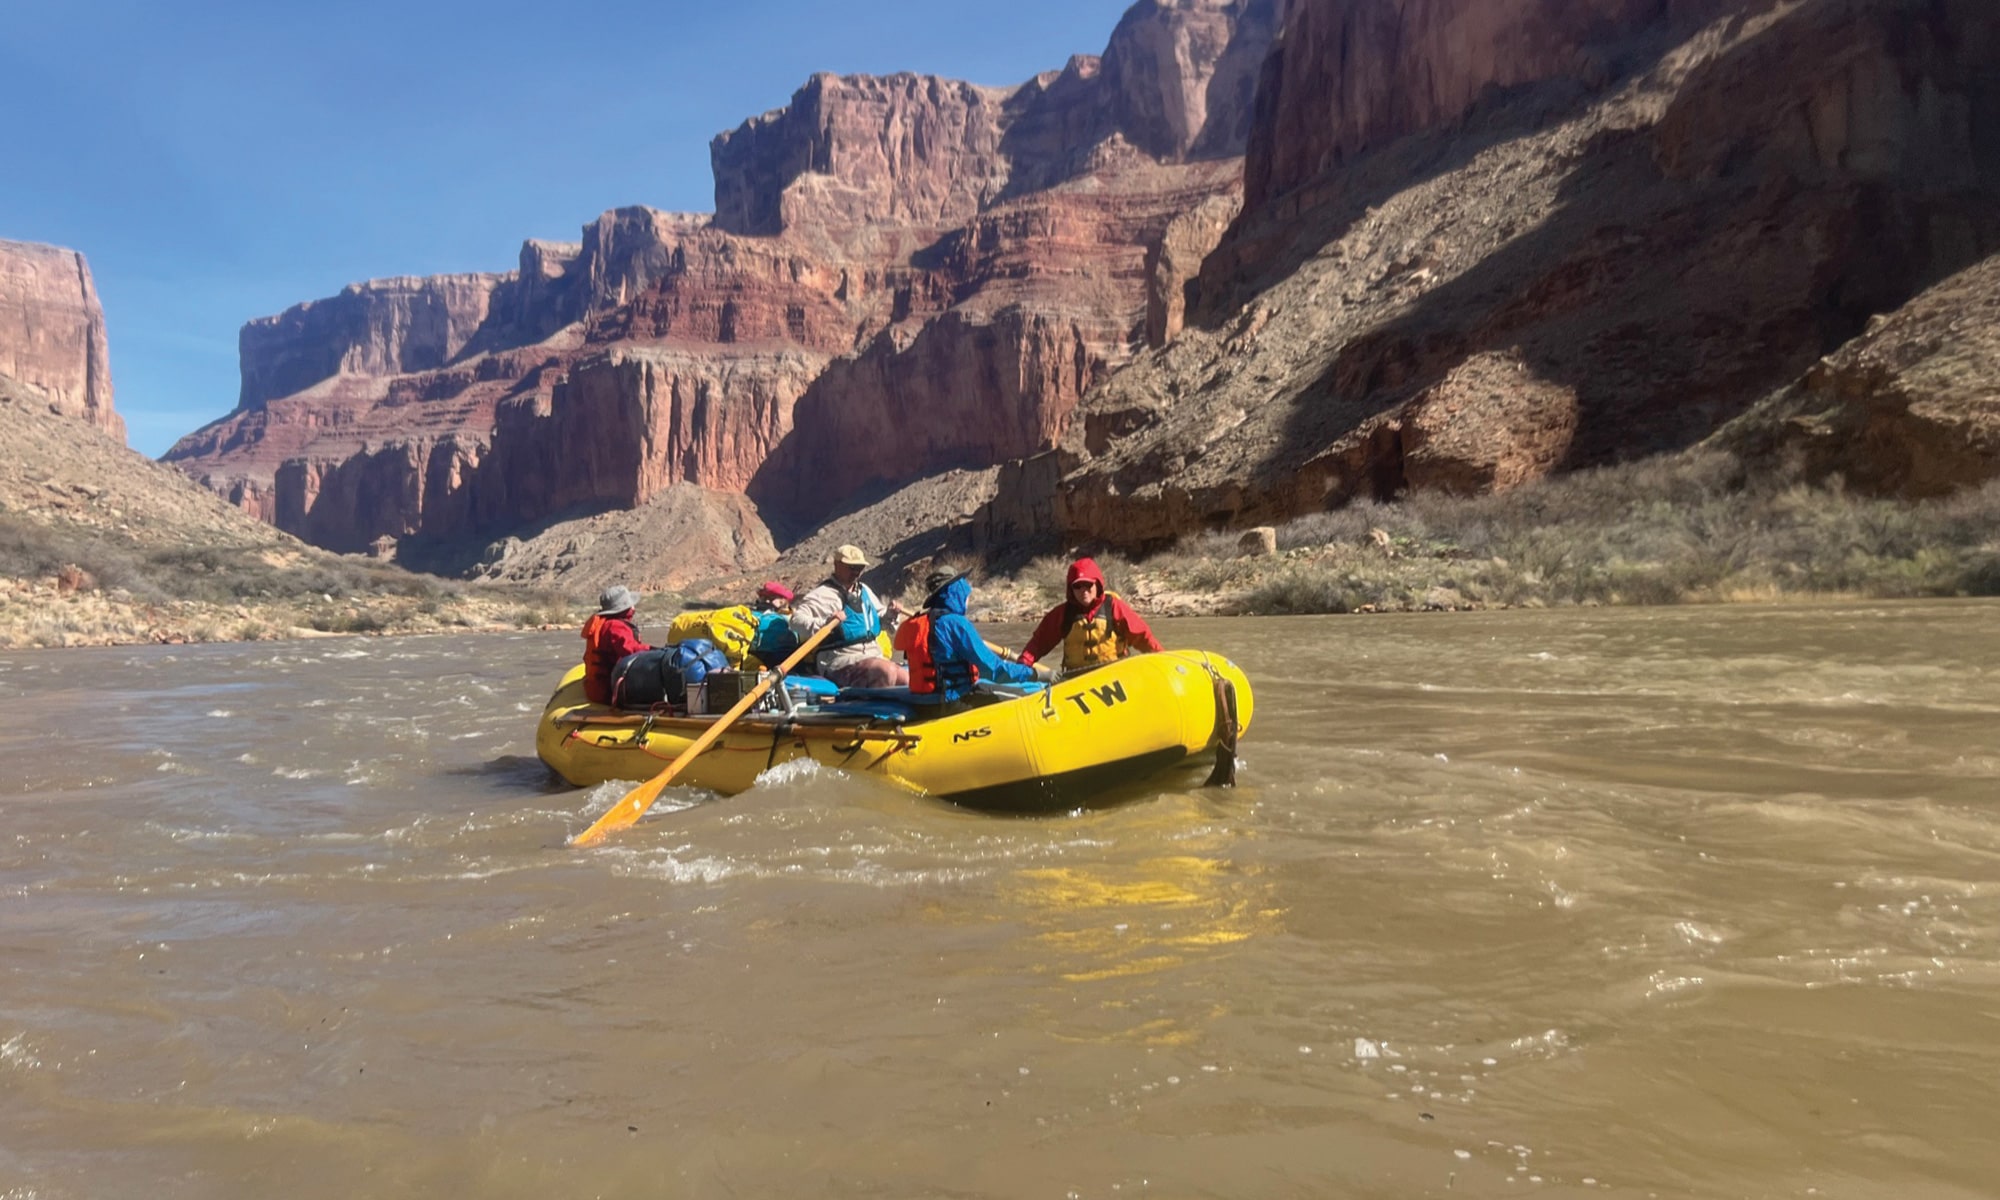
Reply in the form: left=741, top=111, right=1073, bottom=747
left=1197, top=654, right=1239, bottom=788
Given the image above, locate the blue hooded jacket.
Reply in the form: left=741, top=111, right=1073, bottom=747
left=925, top=577, right=1038, bottom=701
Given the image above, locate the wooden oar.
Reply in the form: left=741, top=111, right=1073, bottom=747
left=569, top=621, right=837, bottom=846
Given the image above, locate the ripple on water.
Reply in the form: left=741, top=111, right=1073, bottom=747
left=3, top=613, right=1997, bottom=1195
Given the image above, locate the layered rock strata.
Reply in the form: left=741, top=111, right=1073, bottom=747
left=166, top=0, right=1281, bottom=575
left=0, top=239, right=122, bottom=440
left=1720, top=253, right=2000, bottom=496
left=995, top=0, right=2000, bottom=549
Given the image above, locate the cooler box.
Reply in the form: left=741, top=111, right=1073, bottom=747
left=703, top=670, right=771, bottom=711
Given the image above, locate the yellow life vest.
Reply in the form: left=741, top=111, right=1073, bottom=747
left=1060, top=597, right=1130, bottom=669
left=665, top=605, right=759, bottom=669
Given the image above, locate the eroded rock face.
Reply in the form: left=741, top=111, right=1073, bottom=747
left=0, top=239, right=122, bottom=440
left=1100, top=0, right=1284, bottom=162
left=1146, top=192, right=1242, bottom=347
left=1242, top=0, right=1753, bottom=217
left=751, top=307, right=1093, bottom=522
left=1399, top=352, right=1582, bottom=495
left=712, top=74, right=1015, bottom=240
left=473, top=345, right=828, bottom=533
left=1722, top=253, right=2000, bottom=496
left=167, top=0, right=1280, bottom=576
left=471, top=483, right=780, bottom=592
left=1019, top=0, right=2000, bottom=550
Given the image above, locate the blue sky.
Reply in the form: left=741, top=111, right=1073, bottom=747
left=2, top=0, right=1137, bottom=456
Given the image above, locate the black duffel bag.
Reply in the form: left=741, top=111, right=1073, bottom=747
left=609, top=640, right=730, bottom=709
left=610, top=648, right=673, bottom=708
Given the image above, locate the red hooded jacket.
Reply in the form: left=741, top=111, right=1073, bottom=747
left=581, top=612, right=650, bottom=705
left=1019, top=558, right=1162, bottom=669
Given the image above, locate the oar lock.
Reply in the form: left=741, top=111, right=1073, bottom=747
left=631, top=712, right=659, bottom=747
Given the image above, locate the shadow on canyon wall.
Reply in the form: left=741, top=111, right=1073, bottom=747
left=1243, top=0, right=2000, bottom=512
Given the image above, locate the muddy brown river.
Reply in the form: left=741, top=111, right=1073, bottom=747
left=2, top=602, right=1996, bottom=1198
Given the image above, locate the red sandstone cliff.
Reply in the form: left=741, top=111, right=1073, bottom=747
left=0, top=239, right=123, bottom=441
left=987, top=0, right=2000, bottom=549
left=165, top=0, right=1280, bottom=567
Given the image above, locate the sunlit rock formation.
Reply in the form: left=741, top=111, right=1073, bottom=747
left=165, top=0, right=1282, bottom=571
left=0, top=238, right=123, bottom=440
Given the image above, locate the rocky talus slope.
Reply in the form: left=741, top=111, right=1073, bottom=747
left=0, top=239, right=123, bottom=440
left=164, top=0, right=1280, bottom=574
left=0, top=376, right=549, bottom=648
left=461, top=483, right=778, bottom=593
left=1719, top=253, right=2000, bottom=495
left=979, top=0, right=2000, bottom=549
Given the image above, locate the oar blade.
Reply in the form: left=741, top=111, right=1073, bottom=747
left=569, top=777, right=672, bottom=846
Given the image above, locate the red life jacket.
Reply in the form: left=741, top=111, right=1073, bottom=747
left=581, top=613, right=643, bottom=705
left=896, top=610, right=983, bottom=697
left=895, top=614, right=938, bottom=694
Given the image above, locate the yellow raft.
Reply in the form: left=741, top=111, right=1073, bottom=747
left=535, top=650, right=1254, bottom=813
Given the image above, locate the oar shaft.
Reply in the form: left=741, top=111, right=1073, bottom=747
left=570, top=620, right=837, bottom=846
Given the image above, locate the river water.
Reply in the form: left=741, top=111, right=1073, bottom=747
left=1, top=602, right=1996, bottom=1199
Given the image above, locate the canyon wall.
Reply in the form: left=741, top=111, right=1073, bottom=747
left=167, top=0, right=1996, bottom=578
left=1719, top=252, right=2000, bottom=496
left=165, top=0, right=1281, bottom=572
left=711, top=74, right=1015, bottom=239
left=0, top=239, right=123, bottom=440
left=990, top=0, right=2000, bottom=550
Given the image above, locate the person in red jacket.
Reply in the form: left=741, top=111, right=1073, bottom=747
left=580, top=585, right=651, bottom=705
left=1019, top=557, right=1163, bottom=674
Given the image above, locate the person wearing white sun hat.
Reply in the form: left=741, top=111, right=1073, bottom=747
left=788, top=545, right=908, bottom=688
left=580, top=584, right=651, bottom=705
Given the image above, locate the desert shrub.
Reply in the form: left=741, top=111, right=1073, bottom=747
left=307, top=607, right=390, bottom=635
left=1170, top=556, right=1263, bottom=591
left=1019, top=554, right=1072, bottom=595
left=0, top=515, right=67, bottom=578
left=1271, top=506, right=1381, bottom=550
left=1960, top=549, right=2000, bottom=596
left=1229, top=451, right=2000, bottom=614
left=1170, top=527, right=1254, bottom=559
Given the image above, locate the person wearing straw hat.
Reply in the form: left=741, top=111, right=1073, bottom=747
left=580, top=584, right=652, bottom=705
left=789, top=545, right=908, bottom=688
left=896, top=566, right=1042, bottom=707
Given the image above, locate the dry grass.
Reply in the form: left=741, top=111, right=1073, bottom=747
left=0, top=511, right=585, bottom=650
left=1225, top=452, right=2000, bottom=614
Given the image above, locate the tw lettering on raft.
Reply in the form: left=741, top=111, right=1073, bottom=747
left=1065, top=680, right=1128, bottom=716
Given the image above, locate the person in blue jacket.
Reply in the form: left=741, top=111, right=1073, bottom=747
left=896, top=568, right=1044, bottom=705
